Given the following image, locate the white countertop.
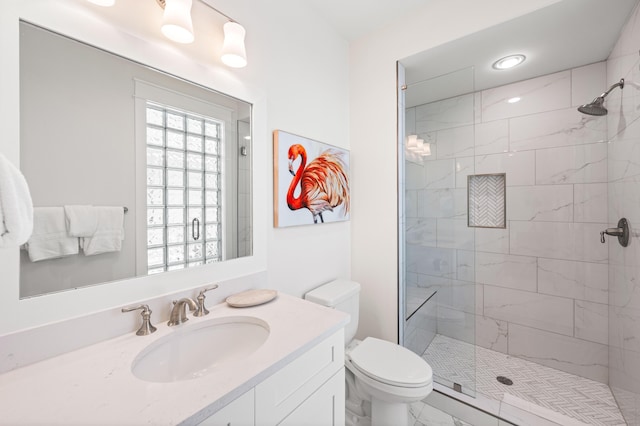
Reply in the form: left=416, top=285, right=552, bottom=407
left=0, top=293, right=349, bottom=425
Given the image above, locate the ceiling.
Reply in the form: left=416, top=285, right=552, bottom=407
left=398, top=0, right=639, bottom=106
left=304, top=0, right=639, bottom=108
left=304, top=0, right=430, bottom=41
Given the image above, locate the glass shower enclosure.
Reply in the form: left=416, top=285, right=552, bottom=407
left=399, top=65, right=478, bottom=397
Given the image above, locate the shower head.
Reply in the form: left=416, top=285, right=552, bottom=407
left=578, top=78, right=624, bottom=116
left=578, top=96, right=608, bottom=116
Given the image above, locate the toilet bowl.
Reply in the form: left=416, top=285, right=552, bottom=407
left=346, top=337, right=433, bottom=425
left=305, top=279, right=433, bottom=426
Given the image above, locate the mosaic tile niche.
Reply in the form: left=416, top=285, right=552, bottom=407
left=467, top=173, right=506, bottom=228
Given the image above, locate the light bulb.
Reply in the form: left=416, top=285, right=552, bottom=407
left=492, top=54, right=526, bottom=70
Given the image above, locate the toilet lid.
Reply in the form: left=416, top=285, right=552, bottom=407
left=348, top=337, right=433, bottom=388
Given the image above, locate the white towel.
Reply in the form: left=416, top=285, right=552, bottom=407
left=82, top=206, right=124, bottom=256
left=0, top=153, right=34, bottom=247
left=25, top=207, right=79, bottom=262
left=64, top=205, right=98, bottom=237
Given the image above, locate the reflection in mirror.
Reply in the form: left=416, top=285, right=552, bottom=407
left=19, top=21, right=252, bottom=298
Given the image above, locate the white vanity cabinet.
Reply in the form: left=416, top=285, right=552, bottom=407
left=199, top=389, right=255, bottom=426
left=198, top=329, right=345, bottom=426
left=255, top=329, right=345, bottom=425
left=0, top=294, right=349, bottom=425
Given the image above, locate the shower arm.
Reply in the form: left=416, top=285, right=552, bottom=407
left=598, top=78, right=625, bottom=99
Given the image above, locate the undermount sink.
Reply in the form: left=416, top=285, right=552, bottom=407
left=132, top=316, right=270, bottom=383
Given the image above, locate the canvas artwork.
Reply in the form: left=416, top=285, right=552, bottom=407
left=273, top=130, right=350, bottom=227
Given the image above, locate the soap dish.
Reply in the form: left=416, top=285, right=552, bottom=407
left=226, top=289, right=278, bottom=308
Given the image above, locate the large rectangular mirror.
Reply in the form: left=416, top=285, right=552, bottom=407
left=19, top=21, right=252, bottom=298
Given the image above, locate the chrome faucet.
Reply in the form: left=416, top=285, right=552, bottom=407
left=168, top=297, right=198, bottom=326
left=121, top=304, right=157, bottom=336
left=194, top=284, right=219, bottom=317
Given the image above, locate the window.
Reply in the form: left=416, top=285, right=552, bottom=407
left=145, top=103, right=223, bottom=274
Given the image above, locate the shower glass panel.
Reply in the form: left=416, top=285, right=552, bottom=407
left=400, top=66, right=476, bottom=397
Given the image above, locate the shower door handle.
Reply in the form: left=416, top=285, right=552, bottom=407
left=192, top=218, right=200, bottom=241
left=600, top=218, right=629, bottom=247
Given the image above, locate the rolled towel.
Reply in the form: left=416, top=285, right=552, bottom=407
left=25, top=207, right=79, bottom=262
left=0, top=153, right=34, bottom=247
left=82, top=206, right=124, bottom=256
left=64, top=205, right=98, bottom=237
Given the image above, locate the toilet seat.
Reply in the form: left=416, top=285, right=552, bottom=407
left=348, top=337, right=433, bottom=388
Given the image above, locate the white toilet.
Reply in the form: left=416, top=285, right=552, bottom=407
left=305, top=279, right=433, bottom=426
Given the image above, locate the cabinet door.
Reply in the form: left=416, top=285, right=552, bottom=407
left=198, top=389, right=255, bottom=426
left=278, top=369, right=345, bottom=426
left=255, top=330, right=344, bottom=425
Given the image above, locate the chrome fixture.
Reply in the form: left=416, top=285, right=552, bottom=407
left=578, top=78, right=624, bottom=116
left=601, top=218, right=630, bottom=247
left=121, top=304, right=157, bottom=336
left=168, top=297, right=198, bottom=326
left=194, top=284, right=219, bottom=317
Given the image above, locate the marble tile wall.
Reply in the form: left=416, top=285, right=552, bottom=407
left=606, top=2, right=640, bottom=424
left=405, top=60, right=612, bottom=383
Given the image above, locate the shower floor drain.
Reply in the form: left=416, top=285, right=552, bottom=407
left=497, top=376, right=513, bottom=386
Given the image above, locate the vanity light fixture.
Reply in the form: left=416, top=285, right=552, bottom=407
left=221, top=22, right=247, bottom=68
left=406, top=134, right=418, bottom=150
left=87, top=0, right=116, bottom=6
left=158, top=0, right=248, bottom=68
left=160, top=0, right=195, bottom=44
left=492, top=54, right=526, bottom=70
left=87, top=0, right=248, bottom=68
left=406, top=134, right=431, bottom=156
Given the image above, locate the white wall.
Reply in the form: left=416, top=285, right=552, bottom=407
left=0, top=0, right=349, bottom=334
left=349, top=0, right=562, bottom=342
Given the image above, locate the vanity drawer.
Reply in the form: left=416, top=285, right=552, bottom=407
left=255, top=329, right=344, bottom=425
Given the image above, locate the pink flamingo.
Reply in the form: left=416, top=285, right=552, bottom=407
left=287, top=144, right=350, bottom=224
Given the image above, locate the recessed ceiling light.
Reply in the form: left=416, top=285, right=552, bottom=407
left=507, top=97, right=521, bottom=103
left=492, top=54, right=526, bottom=70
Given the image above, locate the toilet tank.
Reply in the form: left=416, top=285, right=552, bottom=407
left=305, top=279, right=360, bottom=344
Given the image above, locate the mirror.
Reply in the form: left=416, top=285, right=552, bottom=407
left=19, top=21, right=252, bottom=298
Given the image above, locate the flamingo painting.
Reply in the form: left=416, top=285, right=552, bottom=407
left=273, top=131, right=350, bottom=227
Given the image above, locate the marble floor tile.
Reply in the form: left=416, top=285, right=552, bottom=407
left=421, top=335, right=625, bottom=426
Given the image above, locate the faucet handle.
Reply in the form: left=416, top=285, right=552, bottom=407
left=194, top=284, right=219, bottom=317
left=121, top=304, right=157, bottom=336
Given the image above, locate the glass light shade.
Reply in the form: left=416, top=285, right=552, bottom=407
left=406, top=134, right=418, bottom=151
left=421, top=143, right=432, bottom=156
left=87, top=0, right=115, bottom=5
left=161, top=0, right=194, bottom=44
left=221, top=22, right=247, bottom=68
